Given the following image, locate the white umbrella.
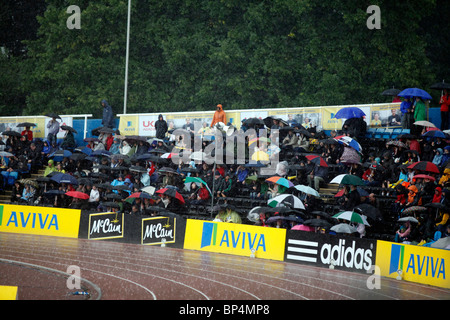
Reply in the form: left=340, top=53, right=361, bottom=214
left=331, top=223, right=357, bottom=234
left=294, top=185, right=320, bottom=197
left=190, top=151, right=208, bottom=161
left=140, top=186, right=155, bottom=195
left=397, top=216, right=419, bottom=223
left=414, top=120, right=436, bottom=128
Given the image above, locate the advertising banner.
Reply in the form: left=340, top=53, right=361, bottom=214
left=285, top=230, right=377, bottom=273
left=88, top=212, right=124, bottom=240
left=141, top=216, right=177, bottom=245
left=0, top=204, right=81, bottom=238
left=375, top=240, right=449, bottom=289
left=138, top=115, right=159, bottom=137
left=119, top=115, right=139, bottom=135
left=183, top=219, right=286, bottom=261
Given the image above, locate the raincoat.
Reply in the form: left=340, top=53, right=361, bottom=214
left=210, top=104, right=226, bottom=127
left=101, top=100, right=114, bottom=128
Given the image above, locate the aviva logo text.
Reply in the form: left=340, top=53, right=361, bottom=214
left=201, top=222, right=266, bottom=252
left=184, top=220, right=286, bottom=261
left=0, top=204, right=81, bottom=238
left=389, top=244, right=446, bottom=281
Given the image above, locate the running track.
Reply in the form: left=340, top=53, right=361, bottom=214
left=0, top=232, right=448, bottom=301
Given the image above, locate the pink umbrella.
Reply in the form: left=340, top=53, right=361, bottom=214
left=291, top=224, right=314, bottom=232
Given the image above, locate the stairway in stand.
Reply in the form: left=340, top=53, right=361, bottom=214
left=0, top=169, right=45, bottom=205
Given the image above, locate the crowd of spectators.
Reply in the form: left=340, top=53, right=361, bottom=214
left=0, top=110, right=449, bottom=248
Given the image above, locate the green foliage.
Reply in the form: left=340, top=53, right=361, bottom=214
left=1, top=0, right=447, bottom=116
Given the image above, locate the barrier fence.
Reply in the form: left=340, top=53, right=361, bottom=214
left=0, top=203, right=448, bottom=289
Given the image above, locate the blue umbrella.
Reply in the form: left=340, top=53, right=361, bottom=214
left=50, top=172, right=78, bottom=185
left=398, top=88, right=432, bottom=100
left=422, top=130, right=449, bottom=139
left=334, top=107, right=366, bottom=119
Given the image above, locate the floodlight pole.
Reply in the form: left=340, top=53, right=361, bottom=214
left=123, top=0, right=131, bottom=115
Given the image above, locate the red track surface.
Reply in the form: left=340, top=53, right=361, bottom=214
left=0, top=232, right=449, bottom=301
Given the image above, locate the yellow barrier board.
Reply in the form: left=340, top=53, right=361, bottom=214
left=0, top=204, right=81, bottom=238
left=0, top=286, right=18, bottom=300
left=376, top=240, right=450, bottom=289
left=183, top=220, right=286, bottom=261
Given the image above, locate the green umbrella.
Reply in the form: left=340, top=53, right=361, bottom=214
left=333, top=211, right=370, bottom=226
left=329, top=174, right=364, bottom=186
left=185, top=176, right=212, bottom=195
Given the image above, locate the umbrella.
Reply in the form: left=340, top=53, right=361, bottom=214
left=242, top=118, right=265, bottom=127
left=190, top=151, right=208, bottom=161
left=381, top=88, right=401, bottom=96
left=412, top=174, right=435, bottom=181
left=334, top=135, right=362, bottom=153
left=402, top=206, right=427, bottom=215
left=294, top=185, right=320, bottom=197
left=45, top=113, right=62, bottom=120
left=60, top=125, right=78, bottom=134
left=331, top=223, right=357, bottom=234
left=51, top=150, right=72, bottom=158
left=398, top=216, right=419, bottom=223
left=334, top=107, right=366, bottom=119
left=127, top=192, right=153, bottom=200
left=330, top=174, right=364, bottom=186
left=414, top=120, right=436, bottom=128
left=353, top=204, right=383, bottom=222
left=386, top=140, right=407, bottom=148
left=0, top=151, right=14, bottom=157
left=185, top=176, right=212, bottom=195
left=16, top=122, right=36, bottom=127
left=265, top=176, right=294, bottom=188
left=156, top=188, right=185, bottom=204
left=310, top=211, right=334, bottom=221
left=65, top=191, right=89, bottom=200
left=302, top=219, right=332, bottom=229
left=422, top=130, right=449, bottom=139
left=305, top=155, right=328, bottom=167
left=291, top=224, right=315, bottom=232
left=398, top=88, right=432, bottom=100
left=430, top=237, right=450, bottom=249
left=407, top=161, right=439, bottom=174
left=161, top=152, right=178, bottom=159
left=333, top=211, right=370, bottom=226
left=268, top=194, right=305, bottom=209
left=430, top=81, right=450, bottom=90
left=50, top=172, right=78, bottom=185
left=141, top=186, right=156, bottom=195
left=2, top=131, right=22, bottom=137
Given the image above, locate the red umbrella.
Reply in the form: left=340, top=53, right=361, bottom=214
left=127, top=192, right=153, bottom=199
left=156, top=188, right=185, bottom=204
left=407, top=161, right=439, bottom=174
left=412, top=174, right=436, bottom=181
left=305, top=155, right=328, bottom=167
left=65, top=191, right=89, bottom=200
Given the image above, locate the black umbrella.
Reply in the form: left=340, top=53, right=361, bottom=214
left=242, top=118, right=264, bottom=127
left=430, top=81, right=450, bottom=90
left=61, top=125, right=77, bottom=134
left=381, top=88, right=401, bottom=96
left=16, top=122, right=36, bottom=128
left=302, top=218, right=333, bottom=229
left=354, top=204, right=383, bottom=222
left=2, top=131, right=22, bottom=137
left=45, top=113, right=62, bottom=120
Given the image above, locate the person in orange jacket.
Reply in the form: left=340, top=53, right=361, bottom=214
left=210, top=104, right=227, bottom=128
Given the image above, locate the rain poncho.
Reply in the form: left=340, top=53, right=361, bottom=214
left=44, top=159, right=57, bottom=176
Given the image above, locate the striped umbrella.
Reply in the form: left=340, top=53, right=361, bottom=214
left=407, top=161, right=439, bottom=174
left=268, top=194, right=305, bottom=209
left=265, top=176, right=294, bottom=188
left=333, top=211, right=370, bottom=226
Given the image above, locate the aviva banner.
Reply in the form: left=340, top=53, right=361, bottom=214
left=376, top=240, right=450, bottom=289
left=183, top=220, right=286, bottom=261
left=0, top=204, right=81, bottom=238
